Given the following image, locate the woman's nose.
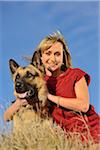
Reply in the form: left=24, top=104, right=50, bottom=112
left=50, top=54, right=55, bottom=61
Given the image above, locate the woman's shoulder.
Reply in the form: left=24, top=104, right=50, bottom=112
left=62, top=67, right=86, bottom=77
left=68, top=67, right=90, bottom=85
left=70, top=67, right=85, bottom=72
left=69, top=67, right=88, bottom=75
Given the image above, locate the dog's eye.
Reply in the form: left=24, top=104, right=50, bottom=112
left=26, top=71, right=33, bottom=78
left=35, top=72, right=39, bottom=77
left=16, top=73, right=20, bottom=80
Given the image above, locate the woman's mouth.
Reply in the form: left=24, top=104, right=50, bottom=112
left=47, top=65, right=58, bottom=72
left=49, top=62, right=58, bottom=67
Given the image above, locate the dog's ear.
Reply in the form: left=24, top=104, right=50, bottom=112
left=31, top=51, right=45, bottom=74
left=31, top=51, right=42, bottom=67
left=9, top=59, right=19, bottom=74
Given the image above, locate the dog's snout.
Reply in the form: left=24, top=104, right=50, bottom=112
left=16, top=81, right=24, bottom=88
left=15, top=80, right=26, bottom=93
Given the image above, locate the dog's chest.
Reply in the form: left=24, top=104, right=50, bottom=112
left=13, top=105, right=37, bottom=131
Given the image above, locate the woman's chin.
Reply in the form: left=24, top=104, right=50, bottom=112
left=50, top=66, right=59, bottom=72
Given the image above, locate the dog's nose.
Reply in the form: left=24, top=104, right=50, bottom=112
left=15, top=81, right=26, bottom=93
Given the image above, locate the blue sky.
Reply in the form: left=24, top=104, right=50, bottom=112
left=0, top=1, right=99, bottom=128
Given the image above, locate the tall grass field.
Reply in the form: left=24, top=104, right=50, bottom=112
left=0, top=113, right=99, bottom=150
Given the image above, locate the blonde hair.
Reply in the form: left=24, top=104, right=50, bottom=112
left=32, top=31, right=72, bottom=73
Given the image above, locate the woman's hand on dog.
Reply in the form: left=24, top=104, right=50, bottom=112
left=4, top=99, right=28, bottom=122
left=45, top=68, right=52, bottom=76
left=16, top=98, right=28, bottom=107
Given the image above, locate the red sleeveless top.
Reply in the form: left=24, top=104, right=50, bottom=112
left=45, top=68, right=100, bottom=143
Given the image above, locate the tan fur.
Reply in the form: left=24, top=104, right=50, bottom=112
left=9, top=60, right=49, bottom=132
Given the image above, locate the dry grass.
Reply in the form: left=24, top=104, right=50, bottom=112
left=0, top=114, right=100, bottom=150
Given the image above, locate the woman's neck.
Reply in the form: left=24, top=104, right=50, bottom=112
left=52, top=68, right=64, bottom=77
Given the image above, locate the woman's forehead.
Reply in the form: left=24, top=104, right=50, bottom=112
left=42, top=41, right=63, bottom=53
left=41, top=41, right=54, bottom=52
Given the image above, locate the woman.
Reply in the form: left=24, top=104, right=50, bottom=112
left=32, top=31, right=100, bottom=143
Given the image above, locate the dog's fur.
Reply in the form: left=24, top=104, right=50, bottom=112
left=9, top=59, right=50, bottom=131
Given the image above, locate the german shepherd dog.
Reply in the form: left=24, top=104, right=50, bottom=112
left=9, top=58, right=49, bottom=131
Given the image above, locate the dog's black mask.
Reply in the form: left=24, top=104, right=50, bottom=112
left=15, top=79, right=38, bottom=100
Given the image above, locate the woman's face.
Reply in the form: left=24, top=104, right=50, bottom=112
left=41, top=42, right=63, bottom=72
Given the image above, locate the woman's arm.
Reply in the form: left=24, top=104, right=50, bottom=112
left=47, top=77, right=90, bottom=113
left=4, top=99, right=28, bottom=121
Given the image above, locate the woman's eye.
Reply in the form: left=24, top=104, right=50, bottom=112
left=55, top=52, right=60, bottom=56
left=45, top=51, right=51, bottom=56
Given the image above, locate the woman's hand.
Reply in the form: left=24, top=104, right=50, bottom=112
left=16, top=98, right=28, bottom=107
left=4, top=98, right=28, bottom=121
left=45, top=68, right=52, bottom=76
left=47, top=93, right=60, bottom=104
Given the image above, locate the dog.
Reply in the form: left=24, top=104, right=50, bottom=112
left=9, top=59, right=50, bottom=131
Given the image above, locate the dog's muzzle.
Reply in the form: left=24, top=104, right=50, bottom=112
left=15, top=80, right=28, bottom=93
left=15, top=80, right=37, bottom=99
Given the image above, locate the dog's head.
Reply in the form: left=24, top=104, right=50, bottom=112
left=9, top=59, right=48, bottom=107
